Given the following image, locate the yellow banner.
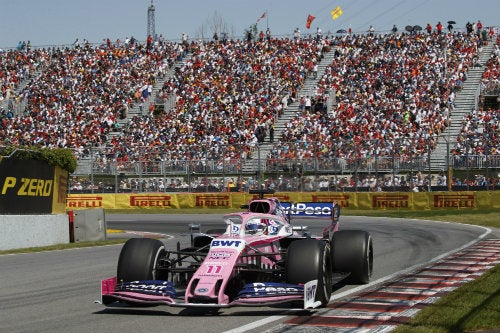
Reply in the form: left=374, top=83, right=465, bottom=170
left=430, top=192, right=476, bottom=210
left=474, top=191, right=493, bottom=209
left=66, top=191, right=499, bottom=211
left=412, top=192, right=430, bottom=210
left=308, top=192, right=356, bottom=209
left=127, top=193, right=178, bottom=209
left=192, top=193, right=232, bottom=209
left=67, top=193, right=108, bottom=209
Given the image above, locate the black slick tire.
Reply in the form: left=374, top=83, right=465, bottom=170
left=117, top=238, right=165, bottom=282
left=285, top=239, right=332, bottom=307
left=331, top=230, right=373, bottom=284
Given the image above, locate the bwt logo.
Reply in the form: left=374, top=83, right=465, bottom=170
left=434, top=194, right=475, bottom=208
left=312, top=195, right=350, bottom=207
left=130, top=195, right=171, bottom=207
left=211, top=240, right=242, bottom=247
left=196, top=195, right=230, bottom=207
left=67, top=196, right=103, bottom=208
left=372, top=195, right=409, bottom=208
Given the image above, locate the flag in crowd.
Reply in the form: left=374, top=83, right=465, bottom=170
left=257, top=12, right=266, bottom=22
left=306, top=14, right=315, bottom=29
left=331, top=6, right=343, bottom=20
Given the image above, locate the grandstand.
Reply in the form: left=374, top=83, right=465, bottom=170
left=1, top=27, right=499, bottom=193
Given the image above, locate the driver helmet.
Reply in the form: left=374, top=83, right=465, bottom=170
left=245, top=219, right=267, bottom=235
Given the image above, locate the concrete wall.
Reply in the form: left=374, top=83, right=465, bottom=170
left=73, top=208, right=107, bottom=242
left=0, top=214, right=69, bottom=251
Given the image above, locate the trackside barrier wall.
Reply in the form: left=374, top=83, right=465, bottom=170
left=71, top=208, right=107, bottom=242
left=0, top=157, right=70, bottom=251
left=66, top=191, right=500, bottom=210
left=0, top=214, right=69, bottom=251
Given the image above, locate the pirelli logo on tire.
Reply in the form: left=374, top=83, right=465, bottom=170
left=433, top=194, right=474, bottom=208
left=372, top=194, right=409, bottom=208
left=195, top=194, right=230, bottom=207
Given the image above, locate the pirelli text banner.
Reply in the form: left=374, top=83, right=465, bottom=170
left=66, top=191, right=500, bottom=211
left=66, top=194, right=179, bottom=210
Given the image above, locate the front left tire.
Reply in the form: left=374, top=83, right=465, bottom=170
left=285, top=239, right=332, bottom=307
left=117, top=238, right=166, bottom=282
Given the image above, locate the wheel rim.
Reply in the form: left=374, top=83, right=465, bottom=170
left=321, top=243, right=333, bottom=303
left=152, top=245, right=165, bottom=280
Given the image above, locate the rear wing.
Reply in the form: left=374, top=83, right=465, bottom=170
left=282, top=202, right=340, bottom=239
left=248, top=189, right=275, bottom=199
left=281, top=202, right=340, bottom=223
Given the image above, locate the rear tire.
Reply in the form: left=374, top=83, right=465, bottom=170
left=331, top=230, right=373, bottom=284
left=286, top=239, right=332, bottom=307
left=117, top=238, right=165, bottom=282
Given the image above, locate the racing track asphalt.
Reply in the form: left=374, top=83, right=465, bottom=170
left=1, top=214, right=499, bottom=333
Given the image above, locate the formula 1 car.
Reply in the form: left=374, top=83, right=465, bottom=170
left=98, top=190, right=373, bottom=309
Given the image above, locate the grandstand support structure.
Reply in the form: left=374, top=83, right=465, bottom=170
left=430, top=39, right=497, bottom=171
left=147, top=0, right=155, bottom=39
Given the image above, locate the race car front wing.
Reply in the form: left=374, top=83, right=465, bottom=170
left=97, top=277, right=322, bottom=309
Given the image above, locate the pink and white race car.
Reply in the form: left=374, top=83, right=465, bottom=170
left=98, top=191, right=373, bottom=310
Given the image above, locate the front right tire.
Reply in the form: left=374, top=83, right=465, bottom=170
left=331, top=230, right=373, bottom=284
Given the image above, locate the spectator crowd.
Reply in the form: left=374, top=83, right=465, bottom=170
left=268, top=30, right=487, bottom=162
left=0, top=25, right=499, bottom=193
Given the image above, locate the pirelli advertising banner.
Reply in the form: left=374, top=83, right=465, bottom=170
left=66, top=193, right=236, bottom=209
left=66, top=191, right=500, bottom=211
left=0, top=158, right=68, bottom=214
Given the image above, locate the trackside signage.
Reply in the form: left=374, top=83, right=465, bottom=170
left=65, top=192, right=496, bottom=210
left=252, top=194, right=290, bottom=202
left=66, top=195, right=103, bottom=208
left=195, top=194, right=230, bottom=207
left=0, top=158, right=68, bottom=214
left=372, top=194, right=409, bottom=208
left=433, top=193, right=475, bottom=208
left=312, top=194, right=350, bottom=207
left=130, top=195, right=172, bottom=207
